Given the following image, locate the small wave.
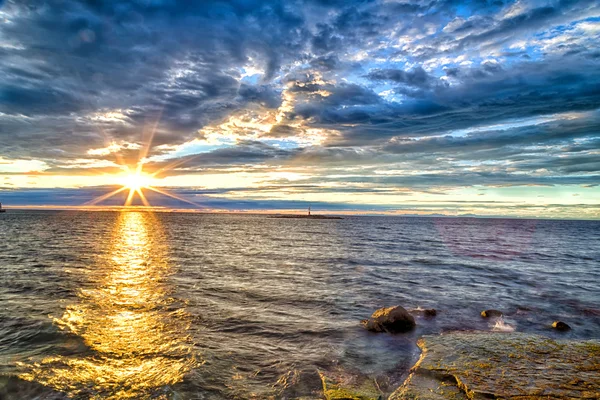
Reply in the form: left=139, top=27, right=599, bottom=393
left=491, top=318, right=515, bottom=332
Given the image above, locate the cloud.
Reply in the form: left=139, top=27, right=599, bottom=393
left=366, top=66, right=439, bottom=89
left=0, top=0, right=599, bottom=216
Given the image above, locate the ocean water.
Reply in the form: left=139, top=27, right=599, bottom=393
left=0, top=210, right=599, bottom=399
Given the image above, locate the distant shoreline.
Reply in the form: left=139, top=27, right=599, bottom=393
left=269, top=214, right=343, bottom=219
left=1, top=207, right=599, bottom=221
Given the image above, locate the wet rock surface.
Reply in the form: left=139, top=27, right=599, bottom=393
left=0, top=376, right=67, bottom=400
left=319, top=371, right=383, bottom=400
left=362, top=306, right=416, bottom=333
left=552, top=320, right=572, bottom=331
left=391, top=332, right=600, bottom=399
left=480, top=309, right=503, bottom=318
left=409, top=308, right=437, bottom=318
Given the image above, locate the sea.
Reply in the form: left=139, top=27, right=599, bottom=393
left=1, top=210, right=599, bottom=399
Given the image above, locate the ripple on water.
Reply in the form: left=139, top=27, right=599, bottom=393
left=0, top=213, right=599, bottom=398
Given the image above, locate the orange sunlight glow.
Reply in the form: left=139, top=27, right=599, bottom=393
left=83, top=113, right=203, bottom=210
left=118, top=165, right=155, bottom=207
left=118, top=170, right=154, bottom=192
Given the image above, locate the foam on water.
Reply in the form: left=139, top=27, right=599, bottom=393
left=491, top=317, right=516, bottom=332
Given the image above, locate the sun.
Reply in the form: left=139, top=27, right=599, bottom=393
left=119, top=172, right=153, bottom=191
left=86, top=164, right=197, bottom=209
left=83, top=118, right=201, bottom=209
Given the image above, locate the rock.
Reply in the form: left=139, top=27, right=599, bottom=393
left=274, top=368, right=323, bottom=399
left=390, top=332, right=600, bottom=399
left=552, top=320, right=571, bottom=331
left=0, top=376, right=66, bottom=400
left=362, top=306, right=416, bottom=333
left=319, top=371, right=382, bottom=400
left=424, top=309, right=437, bottom=317
left=409, top=308, right=437, bottom=318
left=480, top=309, right=503, bottom=318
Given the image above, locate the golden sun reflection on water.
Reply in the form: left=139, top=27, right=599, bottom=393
left=20, top=212, right=198, bottom=399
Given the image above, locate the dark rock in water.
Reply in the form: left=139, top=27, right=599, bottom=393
left=481, top=309, right=503, bottom=318
left=424, top=309, right=437, bottom=317
left=0, top=376, right=67, bottom=400
left=362, top=306, right=416, bottom=333
left=552, top=320, right=571, bottom=331
left=409, top=308, right=437, bottom=317
left=390, top=332, right=600, bottom=399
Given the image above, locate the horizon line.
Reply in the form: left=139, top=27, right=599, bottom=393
left=2, top=205, right=599, bottom=221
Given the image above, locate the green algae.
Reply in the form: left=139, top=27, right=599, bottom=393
left=319, top=371, right=382, bottom=400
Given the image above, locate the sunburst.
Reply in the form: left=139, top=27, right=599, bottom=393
left=119, top=170, right=153, bottom=192
left=84, top=115, right=202, bottom=209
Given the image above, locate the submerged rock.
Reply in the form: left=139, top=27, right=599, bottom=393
left=390, top=332, right=600, bottom=399
left=552, top=320, right=572, bottom=331
left=0, top=376, right=66, bottom=400
left=319, top=371, right=382, bottom=400
left=423, top=309, right=437, bottom=317
left=362, top=306, right=416, bottom=333
left=480, top=309, right=503, bottom=318
left=409, top=308, right=437, bottom=318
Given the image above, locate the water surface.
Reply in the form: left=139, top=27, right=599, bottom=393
left=1, top=211, right=599, bottom=398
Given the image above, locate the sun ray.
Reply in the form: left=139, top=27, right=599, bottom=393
left=136, top=188, right=151, bottom=207
left=149, top=153, right=200, bottom=179
left=69, top=69, right=127, bottom=168
left=138, top=109, right=163, bottom=165
left=85, top=186, right=129, bottom=207
left=124, top=188, right=136, bottom=207
left=83, top=107, right=205, bottom=210
left=145, top=186, right=202, bottom=208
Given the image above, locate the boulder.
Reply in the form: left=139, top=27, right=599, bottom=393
left=552, top=320, right=571, bottom=331
left=362, top=306, right=416, bottom=333
left=480, top=309, right=503, bottom=318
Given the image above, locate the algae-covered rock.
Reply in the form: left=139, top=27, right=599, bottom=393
left=390, top=332, right=600, bottom=399
left=390, top=373, right=467, bottom=400
left=362, top=306, right=416, bottom=333
left=319, top=371, right=382, bottom=400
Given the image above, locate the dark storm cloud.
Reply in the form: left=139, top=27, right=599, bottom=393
left=0, top=0, right=310, bottom=156
left=366, top=67, right=439, bottom=89
left=237, top=84, right=282, bottom=109
left=314, top=57, right=600, bottom=145
left=383, top=112, right=600, bottom=155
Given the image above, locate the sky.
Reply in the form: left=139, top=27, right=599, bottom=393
left=0, top=0, right=599, bottom=218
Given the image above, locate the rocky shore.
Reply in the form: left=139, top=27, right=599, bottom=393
left=321, top=332, right=600, bottom=399
left=318, top=305, right=600, bottom=399
left=392, top=332, right=600, bottom=399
